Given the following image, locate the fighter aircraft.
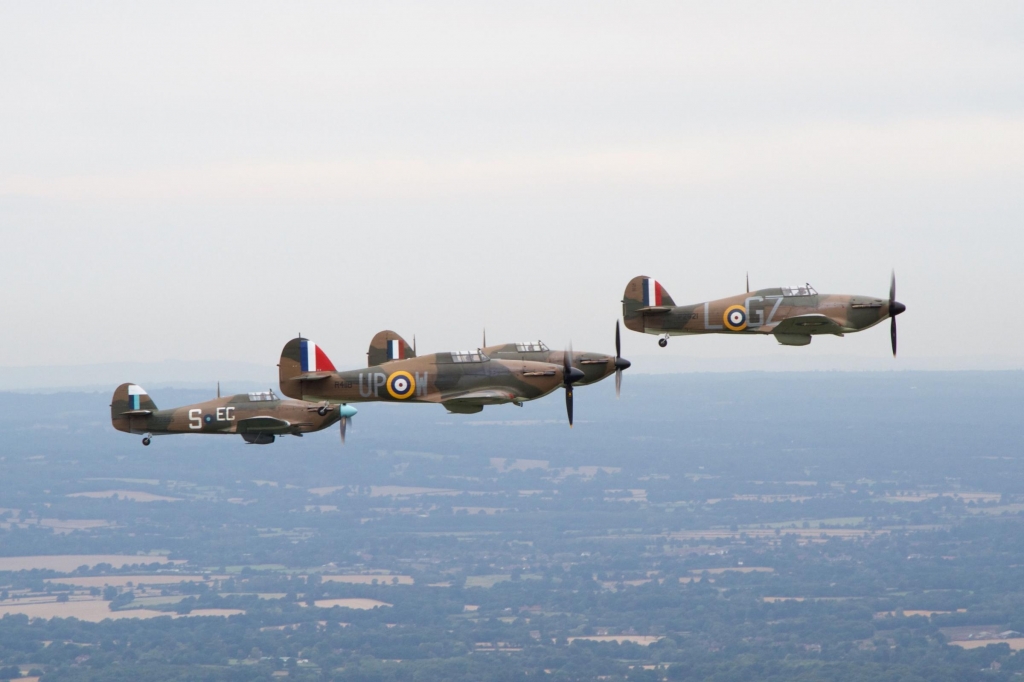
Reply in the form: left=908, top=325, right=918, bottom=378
left=623, top=273, right=907, bottom=354
left=110, top=383, right=357, bottom=446
left=278, top=331, right=586, bottom=424
left=482, top=323, right=632, bottom=396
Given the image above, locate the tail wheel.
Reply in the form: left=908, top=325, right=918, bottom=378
left=142, top=437, right=151, bottom=446
left=658, top=337, right=668, bottom=348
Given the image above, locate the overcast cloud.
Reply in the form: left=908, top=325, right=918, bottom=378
left=1, top=1, right=1021, bottom=378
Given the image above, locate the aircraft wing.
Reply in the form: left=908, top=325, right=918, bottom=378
left=771, top=314, right=844, bottom=335
left=236, top=416, right=293, bottom=433
left=441, top=389, right=518, bottom=414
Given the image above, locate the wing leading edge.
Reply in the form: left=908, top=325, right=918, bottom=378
left=236, top=416, right=293, bottom=434
left=441, top=388, right=519, bottom=414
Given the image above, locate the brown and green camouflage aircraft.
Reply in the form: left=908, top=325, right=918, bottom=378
left=482, top=323, right=632, bottom=396
left=623, top=273, right=907, bottom=354
left=278, top=331, right=587, bottom=424
left=110, top=383, right=358, bottom=446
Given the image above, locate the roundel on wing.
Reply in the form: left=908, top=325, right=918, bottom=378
left=723, top=304, right=748, bottom=331
left=386, top=371, right=416, bottom=400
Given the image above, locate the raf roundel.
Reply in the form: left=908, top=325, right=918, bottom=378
left=723, top=304, right=748, bottom=331
left=386, top=371, right=416, bottom=400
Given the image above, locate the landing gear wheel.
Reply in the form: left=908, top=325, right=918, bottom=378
left=658, top=337, right=668, bottom=348
left=142, top=437, right=151, bottom=446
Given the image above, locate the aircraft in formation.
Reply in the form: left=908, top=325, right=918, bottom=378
left=623, top=273, right=906, bottom=355
left=110, top=383, right=357, bottom=446
left=482, top=323, right=631, bottom=396
left=278, top=328, right=628, bottom=426
left=111, top=271, right=904, bottom=445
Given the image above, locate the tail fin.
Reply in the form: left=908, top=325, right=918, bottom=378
left=111, top=383, right=156, bottom=431
left=367, top=330, right=416, bottom=367
left=111, top=383, right=157, bottom=415
left=279, top=337, right=336, bottom=398
left=622, top=276, right=675, bottom=332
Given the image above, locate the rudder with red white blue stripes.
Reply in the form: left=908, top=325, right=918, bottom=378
left=367, top=330, right=416, bottom=367
left=622, top=276, right=676, bottom=332
left=300, top=339, right=336, bottom=373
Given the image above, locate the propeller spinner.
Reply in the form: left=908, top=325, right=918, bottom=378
left=336, top=404, right=357, bottom=444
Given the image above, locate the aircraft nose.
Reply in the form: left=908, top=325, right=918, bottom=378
left=567, top=367, right=586, bottom=384
left=891, top=301, right=906, bottom=317
left=338, top=404, right=358, bottom=418
left=614, top=357, right=631, bottom=370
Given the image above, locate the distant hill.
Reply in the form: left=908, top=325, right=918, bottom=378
left=2, top=355, right=1022, bottom=394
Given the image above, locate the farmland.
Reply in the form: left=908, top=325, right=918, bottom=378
left=2, top=373, right=1024, bottom=681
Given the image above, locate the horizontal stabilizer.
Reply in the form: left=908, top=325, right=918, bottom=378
left=279, top=337, right=336, bottom=400
left=292, top=372, right=333, bottom=382
left=623, top=276, right=677, bottom=332
left=111, top=383, right=158, bottom=429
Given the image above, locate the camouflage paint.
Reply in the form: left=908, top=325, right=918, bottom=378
left=279, top=332, right=571, bottom=414
left=110, top=383, right=349, bottom=443
left=622, top=275, right=905, bottom=346
left=482, top=343, right=621, bottom=387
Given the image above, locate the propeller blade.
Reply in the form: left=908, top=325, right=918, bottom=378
left=565, top=387, right=573, bottom=427
left=615, top=321, right=622, bottom=398
left=562, top=343, right=583, bottom=427
left=340, top=416, right=349, bottom=444
left=887, top=270, right=905, bottom=357
left=612, top=320, right=631, bottom=398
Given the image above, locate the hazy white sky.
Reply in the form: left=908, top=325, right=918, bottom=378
left=1, top=1, right=1021, bottom=374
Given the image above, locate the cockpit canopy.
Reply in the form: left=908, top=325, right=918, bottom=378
left=450, top=350, right=488, bottom=363
left=248, top=390, right=278, bottom=402
left=781, top=283, right=818, bottom=297
left=514, top=341, right=549, bottom=352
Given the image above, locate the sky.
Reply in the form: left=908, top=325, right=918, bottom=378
left=0, top=1, right=1022, bottom=382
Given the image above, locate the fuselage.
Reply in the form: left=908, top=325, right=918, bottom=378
left=627, top=287, right=891, bottom=336
left=483, top=343, right=617, bottom=386
left=281, top=351, right=568, bottom=405
left=112, top=392, right=341, bottom=436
